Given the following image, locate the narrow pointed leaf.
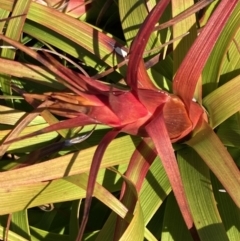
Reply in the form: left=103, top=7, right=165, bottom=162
left=126, top=0, right=170, bottom=91
left=211, top=174, right=240, bottom=241
left=0, top=135, right=140, bottom=189
left=216, top=115, right=240, bottom=149
left=0, top=123, right=59, bottom=153
left=161, top=193, right=194, bottom=241
left=5, top=113, right=100, bottom=144
left=0, top=58, right=64, bottom=89
left=173, top=0, right=239, bottom=107
left=0, top=104, right=45, bottom=126
left=114, top=138, right=156, bottom=239
left=67, top=174, right=129, bottom=220
left=119, top=0, right=161, bottom=54
left=119, top=199, right=144, bottom=241
left=0, top=227, right=29, bottom=241
left=0, top=0, right=31, bottom=97
left=40, top=51, right=111, bottom=93
left=96, top=171, right=145, bottom=241
left=0, top=100, right=53, bottom=156
left=11, top=129, right=95, bottom=169
left=137, top=60, right=157, bottom=89
left=11, top=210, right=31, bottom=241
left=121, top=138, right=156, bottom=193
left=178, top=148, right=229, bottom=241
left=2, top=0, right=126, bottom=70
left=203, top=75, right=240, bottom=128
left=0, top=34, right=108, bottom=103
left=202, top=3, right=240, bottom=95
left=145, top=106, right=193, bottom=229
left=172, top=0, right=197, bottom=74
left=153, top=0, right=215, bottom=32
left=140, top=155, right=171, bottom=225
left=108, top=167, right=147, bottom=241
left=96, top=212, right=117, bottom=240
left=0, top=9, right=10, bottom=31
left=77, top=130, right=119, bottom=241
left=186, top=120, right=240, bottom=208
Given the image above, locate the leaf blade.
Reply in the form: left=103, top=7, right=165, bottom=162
left=186, top=120, right=240, bottom=208
left=173, top=0, right=239, bottom=107
left=178, top=148, right=229, bottom=241
left=145, top=106, right=193, bottom=230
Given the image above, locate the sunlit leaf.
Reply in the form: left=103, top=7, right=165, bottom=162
left=186, top=120, right=240, bottom=208
left=178, top=148, right=229, bottom=241
left=203, top=75, right=240, bottom=128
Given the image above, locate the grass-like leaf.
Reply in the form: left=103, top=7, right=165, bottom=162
left=178, top=148, right=229, bottom=241
left=186, top=120, right=240, bottom=208
left=203, top=75, right=240, bottom=128
left=0, top=0, right=31, bottom=98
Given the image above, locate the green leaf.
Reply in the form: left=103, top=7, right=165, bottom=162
left=161, top=193, right=193, bottom=241
left=216, top=115, right=240, bottom=148
left=0, top=123, right=59, bottom=153
left=119, top=199, right=144, bottom=241
left=0, top=135, right=140, bottom=214
left=0, top=58, right=64, bottom=89
left=95, top=212, right=116, bottom=240
left=173, top=0, right=239, bottom=107
left=186, top=120, right=240, bottom=209
left=30, top=226, right=69, bottom=241
left=0, top=225, right=29, bottom=241
left=119, top=0, right=161, bottom=55
left=126, top=0, right=170, bottom=90
left=202, top=2, right=240, bottom=96
left=211, top=174, right=240, bottom=241
left=171, top=0, right=197, bottom=74
left=140, top=156, right=171, bottom=225
left=69, top=200, right=81, bottom=241
left=0, top=0, right=31, bottom=97
left=145, top=106, right=193, bottom=229
left=203, top=75, right=240, bottom=128
left=220, top=28, right=240, bottom=83
left=178, top=148, right=229, bottom=241
left=0, top=8, right=10, bottom=31
left=2, top=0, right=126, bottom=73
left=11, top=210, right=31, bottom=240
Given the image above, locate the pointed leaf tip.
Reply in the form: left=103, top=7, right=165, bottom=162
left=173, top=0, right=239, bottom=107
left=126, top=0, right=170, bottom=91
left=145, top=106, right=193, bottom=229
left=77, top=130, right=119, bottom=241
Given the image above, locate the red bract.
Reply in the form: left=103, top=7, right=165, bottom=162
left=3, top=49, right=202, bottom=143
